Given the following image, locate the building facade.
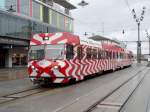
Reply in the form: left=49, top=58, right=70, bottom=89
left=0, top=0, right=76, bottom=68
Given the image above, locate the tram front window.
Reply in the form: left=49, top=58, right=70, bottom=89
left=29, top=44, right=65, bottom=60
left=29, top=45, right=45, bottom=60
left=45, top=44, right=65, bottom=60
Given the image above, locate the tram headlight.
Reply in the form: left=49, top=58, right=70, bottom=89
left=31, top=66, right=35, bottom=69
left=54, top=66, right=58, bottom=69
left=43, top=36, right=49, bottom=40
left=53, top=66, right=60, bottom=71
left=35, top=68, right=38, bottom=72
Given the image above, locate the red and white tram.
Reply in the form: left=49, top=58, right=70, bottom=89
left=28, top=32, right=133, bottom=84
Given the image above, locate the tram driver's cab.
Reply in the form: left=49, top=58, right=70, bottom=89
left=28, top=44, right=74, bottom=61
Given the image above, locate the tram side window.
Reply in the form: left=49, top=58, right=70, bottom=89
left=98, top=50, right=102, bottom=59
left=92, top=49, right=97, bottom=59
left=117, top=52, right=119, bottom=59
left=106, top=51, right=110, bottom=59
left=113, top=52, right=116, bottom=59
left=105, top=51, right=108, bottom=59
left=129, top=54, right=131, bottom=59
left=86, top=48, right=92, bottom=59
left=103, top=51, right=106, bottom=59
left=121, top=53, right=124, bottom=59
left=77, top=47, right=83, bottom=59
left=102, top=50, right=105, bottom=59
left=106, top=51, right=109, bottom=59
left=66, top=44, right=74, bottom=60
left=109, top=51, right=111, bottom=59
left=120, top=53, right=122, bottom=59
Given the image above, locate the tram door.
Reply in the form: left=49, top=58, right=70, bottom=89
left=0, top=49, right=6, bottom=68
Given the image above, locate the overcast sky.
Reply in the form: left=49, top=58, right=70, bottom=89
left=70, top=0, right=150, bottom=54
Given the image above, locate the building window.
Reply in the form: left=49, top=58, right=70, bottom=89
left=57, top=13, right=65, bottom=30
left=12, top=54, right=27, bottom=66
left=32, top=1, right=40, bottom=20
left=51, top=10, right=57, bottom=27
left=20, top=0, right=30, bottom=16
left=49, top=9, right=52, bottom=24
left=43, top=5, right=49, bottom=23
left=12, top=47, right=28, bottom=67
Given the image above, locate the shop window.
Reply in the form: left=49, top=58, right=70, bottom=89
left=12, top=54, right=27, bottom=66
left=66, top=44, right=74, bottom=60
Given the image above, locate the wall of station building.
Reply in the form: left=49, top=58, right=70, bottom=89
left=0, top=0, right=74, bottom=68
left=2, top=0, right=73, bottom=33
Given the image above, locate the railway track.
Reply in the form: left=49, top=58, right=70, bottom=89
left=84, top=68, right=149, bottom=112
left=0, top=86, right=54, bottom=105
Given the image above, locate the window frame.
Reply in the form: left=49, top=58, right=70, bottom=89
left=66, top=44, right=74, bottom=60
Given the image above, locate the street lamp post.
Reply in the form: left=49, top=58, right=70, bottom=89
left=131, top=7, right=146, bottom=63
left=78, top=0, right=88, bottom=7
left=137, top=22, right=141, bottom=63
left=7, top=5, right=16, bottom=12
left=145, top=30, right=150, bottom=55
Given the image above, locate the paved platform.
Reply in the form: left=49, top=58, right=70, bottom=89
left=120, top=67, right=150, bottom=112
left=0, top=62, right=149, bottom=112
left=0, top=78, right=37, bottom=97
left=0, top=65, right=142, bottom=112
left=0, top=67, right=37, bottom=97
left=0, top=67, right=27, bottom=81
left=57, top=66, right=148, bottom=112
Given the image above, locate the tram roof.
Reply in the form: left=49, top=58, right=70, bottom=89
left=89, top=35, right=120, bottom=44
left=80, top=37, right=102, bottom=48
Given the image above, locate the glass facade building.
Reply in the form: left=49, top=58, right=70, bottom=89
left=0, top=0, right=75, bottom=68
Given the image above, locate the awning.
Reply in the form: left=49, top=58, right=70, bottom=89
left=0, top=37, right=29, bottom=46
left=53, top=0, right=76, bottom=10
